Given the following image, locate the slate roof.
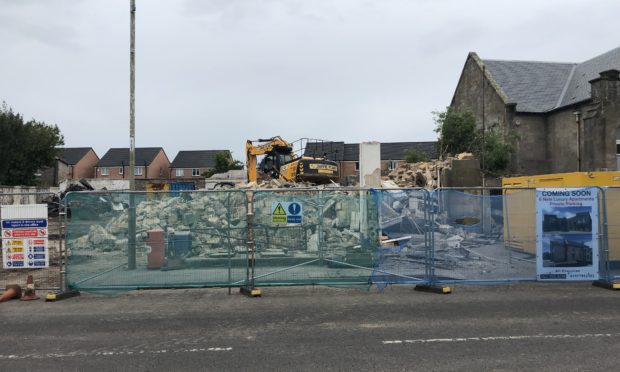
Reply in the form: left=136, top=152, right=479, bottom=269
left=170, top=150, right=231, bottom=168
left=481, top=46, right=620, bottom=113
left=305, top=142, right=438, bottom=162
left=381, top=142, right=438, bottom=161
left=59, top=147, right=94, bottom=165
left=303, top=142, right=345, bottom=161
left=97, top=147, right=165, bottom=167
left=343, top=143, right=359, bottom=161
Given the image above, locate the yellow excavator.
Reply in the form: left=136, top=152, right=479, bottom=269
left=246, top=137, right=339, bottom=184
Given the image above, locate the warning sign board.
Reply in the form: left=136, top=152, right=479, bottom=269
left=271, top=202, right=303, bottom=225
left=1, top=205, right=49, bottom=269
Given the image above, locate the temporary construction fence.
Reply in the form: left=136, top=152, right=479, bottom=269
left=4, top=185, right=614, bottom=293
left=0, top=192, right=66, bottom=291
left=63, top=189, right=380, bottom=291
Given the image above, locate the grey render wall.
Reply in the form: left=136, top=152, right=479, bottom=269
left=511, top=113, right=548, bottom=174
left=546, top=107, right=579, bottom=173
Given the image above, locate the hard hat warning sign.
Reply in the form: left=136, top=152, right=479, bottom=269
left=271, top=202, right=303, bottom=225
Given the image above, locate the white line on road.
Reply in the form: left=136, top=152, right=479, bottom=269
left=0, top=347, right=233, bottom=360
left=383, top=333, right=620, bottom=344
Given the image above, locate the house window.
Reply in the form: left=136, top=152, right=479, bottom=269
left=100, top=167, right=109, bottom=176
left=134, top=167, right=143, bottom=176
left=176, top=169, right=184, bottom=177
left=388, top=160, right=399, bottom=171
left=354, top=162, right=359, bottom=171
left=192, top=168, right=200, bottom=176
left=119, top=167, right=124, bottom=175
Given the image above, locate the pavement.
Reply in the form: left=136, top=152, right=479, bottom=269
left=1, top=283, right=620, bottom=371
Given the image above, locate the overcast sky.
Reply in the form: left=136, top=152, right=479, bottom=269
left=1, top=0, right=619, bottom=161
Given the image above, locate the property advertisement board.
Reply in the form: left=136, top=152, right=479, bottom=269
left=536, top=188, right=599, bottom=281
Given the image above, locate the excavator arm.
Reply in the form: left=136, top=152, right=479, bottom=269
left=245, top=137, right=293, bottom=183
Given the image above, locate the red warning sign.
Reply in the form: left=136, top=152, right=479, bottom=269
left=38, top=229, right=47, bottom=237
left=2, top=230, right=11, bottom=238
left=12, top=229, right=38, bottom=238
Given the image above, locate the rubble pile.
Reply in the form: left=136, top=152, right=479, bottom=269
left=386, top=153, right=474, bottom=188
left=69, top=190, right=372, bottom=259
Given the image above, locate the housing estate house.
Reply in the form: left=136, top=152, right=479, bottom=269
left=170, top=150, right=232, bottom=179
left=305, top=141, right=438, bottom=181
left=451, top=46, right=620, bottom=176
left=95, top=147, right=170, bottom=179
left=39, top=147, right=99, bottom=186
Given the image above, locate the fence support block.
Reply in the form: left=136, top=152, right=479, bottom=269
left=240, top=286, right=262, bottom=297
left=414, top=284, right=452, bottom=294
left=592, top=281, right=620, bottom=291
left=45, top=290, right=80, bottom=302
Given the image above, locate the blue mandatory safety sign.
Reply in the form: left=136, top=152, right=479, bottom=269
left=271, top=202, right=303, bottom=225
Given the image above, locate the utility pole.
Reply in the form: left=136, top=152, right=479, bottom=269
left=128, top=0, right=137, bottom=269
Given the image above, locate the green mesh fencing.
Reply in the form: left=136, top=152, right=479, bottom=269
left=64, top=190, right=248, bottom=291
left=251, top=190, right=379, bottom=286
left=64, top=189, right=379, bottom=291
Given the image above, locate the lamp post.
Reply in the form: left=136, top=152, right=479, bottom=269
left=128, top=0, right=137, bottom=269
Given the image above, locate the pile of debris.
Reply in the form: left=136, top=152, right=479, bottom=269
left=386, top=153, right=475, bottom=188
left=68, top=190, right=372, bottom=259
left=235, top=178, right=339, bottom=189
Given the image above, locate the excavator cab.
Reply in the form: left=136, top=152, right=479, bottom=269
left=247, top=136, right=339, bottom=184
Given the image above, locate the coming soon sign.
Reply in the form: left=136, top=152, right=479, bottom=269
left=1, top=204, right=49, bottom=269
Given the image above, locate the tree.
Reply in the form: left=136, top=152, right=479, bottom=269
left=434, top=107, right=515, bottom=176
left=404, top=148, right=428, bottom=163
left=203, top=151, right=244, bottom=178
left=0, top=103, right=64, bottom=186
left=434, top=108, right=477, bottom=156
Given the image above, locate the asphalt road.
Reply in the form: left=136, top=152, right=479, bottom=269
left=1, top=283, right=620, bottom=371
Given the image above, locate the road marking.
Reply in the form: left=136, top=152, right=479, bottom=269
left=383, top=333, right=620, bottom=344
left=0, top=347, right=232, bottom=360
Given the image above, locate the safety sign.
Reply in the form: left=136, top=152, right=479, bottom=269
left=1, top=205, right=49, bottom=269
left=271, top=202, right=303, bottom=225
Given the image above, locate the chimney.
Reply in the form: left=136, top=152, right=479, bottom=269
left=589, top=69, right=619, bottom=102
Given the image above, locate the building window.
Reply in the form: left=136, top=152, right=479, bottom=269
left=176, top=169, right=184, bottom=177
left=388, top=160, right=398, bottom=171
left=192, top=168, right=200, bottom=176
left=100, top=167, right=109, bottom=176
left=354, top=162, right=359, bottom=171
left=119, top=167, right=124, bottom=175
left=134, top=167, right=143, bottom=176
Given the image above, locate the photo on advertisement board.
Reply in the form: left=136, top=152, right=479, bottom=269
left=541, top=234, right=593, bottom=268
left=541, top=206, right=592, bottom=234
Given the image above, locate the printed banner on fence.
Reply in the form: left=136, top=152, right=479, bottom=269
left=535, top=188, right=598, bottom=281
left=271, top=202, right=303, bottom=225
left=1, top=205, right=49, bottom=269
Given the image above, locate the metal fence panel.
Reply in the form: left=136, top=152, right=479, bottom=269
left=0, top=192, right=64, bottom=291
left=430, top=188, right=537, bottom=284
left=64, top=190, right=248, bottom=291
left=603, top=187, right=620, bottom=280
left=371, top=188, right=431, bottom=287
left=251, top=189, right=379, bottom=286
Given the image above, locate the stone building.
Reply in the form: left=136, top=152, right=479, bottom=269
left=451, top=46, right=620, bottom=175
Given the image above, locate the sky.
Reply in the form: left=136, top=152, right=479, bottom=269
left=1, top=0, right=619, bottom=161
